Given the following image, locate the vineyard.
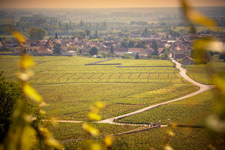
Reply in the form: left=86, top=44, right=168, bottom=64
left=0, top=56, right=198, bottom=121
left=0, top=55, right=219, bottom=149
left=117, top=89, right=216, bottom=125
left=51, top=124, right=214, bottom=150
left=185, top=56, right=225, bottom=85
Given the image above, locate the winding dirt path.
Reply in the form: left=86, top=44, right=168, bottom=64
left=47, top=57, right=214, bottom=125
left=98, top=57, right=214, bottom=124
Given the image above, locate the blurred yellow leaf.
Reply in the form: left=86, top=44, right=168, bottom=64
left=95, top=101, right=105, bottom=109
left=164, top=145, right=173, bottom=150
left=21, top=126, right=36, bottom=150
left=82, top=123, right=100, bottom=136
left=207, top=40, right=225, bottom=53
left=18, top=70, right=34, bottom=81
left=180, top=0, right=217, bottom=31
left=90, top=106, right=99, bottom=113
left=167, top=130, right=175, bottom=137
left=46, top=137, right=63, bottom=149
left=23, top=83, right=43, bottom=102
left=39, top=109, right=46, bottom=115
left=90, top=143, right=102, bottom=150
left=12, top=31, right=26, bottom=43
left=39, top=102, right=48, bottom=107
left=104, top=135, right=113, bottom=147
left=193, top=38, right=212, bottom=64
left=88, top=112, right=101, bottom=121
left=20, top=55, right=35, bottom=69
left=23, top=114, right=34, bottom=123
left=212, top=73, right=225, bottom=95
left=206, top=115, right=225, bottom=133
left=39, top=127, right=50, bottom=136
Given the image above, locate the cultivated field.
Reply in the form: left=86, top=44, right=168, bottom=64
left=0, top=56, right=198, bottom=120
left=117, top=89, right=216, bottom=125
left=0, top=55, right=219, bottom=149
left=185, top=55, right=225, bottom=85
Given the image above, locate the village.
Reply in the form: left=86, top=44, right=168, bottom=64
left=1, top=30, right=225, bottom=65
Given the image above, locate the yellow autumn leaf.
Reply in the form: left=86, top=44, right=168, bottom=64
left=82, top=123, right=100, bottom=136
left=180, top=0, right=217, bottom=31
left=23, top=83, right=43, bottom=102
left=20, top=55, right=35, bottom=69
left=17, top=70, right=34, bottom=81
left=164, top=145, right=174, bottom=150
left=212, top=74, right=225, bottom=95
left=21, top=126, right=37, bottom=150
left=167, top=130, right=175, bottom=137
left=104, top=135, right=113, bottom=147
left=88, top=112, right=101, bottom=121
left=46, top=137, right=63, bottom=149
left=90, top=143, right=102, bottom=150
left=39, top=109, right=46, bottom=115
left=207, top=40, right=225, bottom=53
left=39, top=102, right=48, bottom=107
left=89, top=106, right=99, bottom=113
left=95, top=101, right=105, bottom=109
left=12, top=30, right=26, bottom=43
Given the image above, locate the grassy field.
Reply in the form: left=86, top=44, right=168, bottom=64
left=117, top=89, right=216, bottom=125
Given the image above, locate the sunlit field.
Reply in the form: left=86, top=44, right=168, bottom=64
left=0, top=55, right=219, bottom=150
left=0, top=56, right=198, bottom=120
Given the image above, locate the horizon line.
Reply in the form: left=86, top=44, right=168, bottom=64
left=1, top=6, right=225, bottom=9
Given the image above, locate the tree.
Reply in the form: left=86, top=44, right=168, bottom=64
left=152, top=40, right=158, bottom=55
left=110, top=46, right=114, bottom=54
left=95, top=30, right=98, bottom=38
left=85, top=30, right=91, bottom=37
left=160, top=53, right=168, bottom=60
left=219, top=53, right=225, bottom=62
left=189, top=26, right=197, bottom=34
left=74, top=31, right=86, bottom=38
left=89, top=46, right=98, bottom=56
left=128, top=40, right=135, bottom=48
left=142, top=28, right=149, bottom=37
left=29, top=28, right=46, bottom=41
left=0, top=72, right=23, bottom=142
left=136, top=41, right=146, bottom=48
left=121, top=40, right=128, bottom=48
left=152, top=40, right=158, bottom=51
left=55, top=32, right=58, bottom=39
left=53, top=43, right=61, bottom=54
left=135, top=53, right=139, bottom=59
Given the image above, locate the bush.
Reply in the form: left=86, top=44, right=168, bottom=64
left=0, top=72, right=23, bottom=143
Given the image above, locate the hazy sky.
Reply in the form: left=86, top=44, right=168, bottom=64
left=1, top=0, right=225, bottom=8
